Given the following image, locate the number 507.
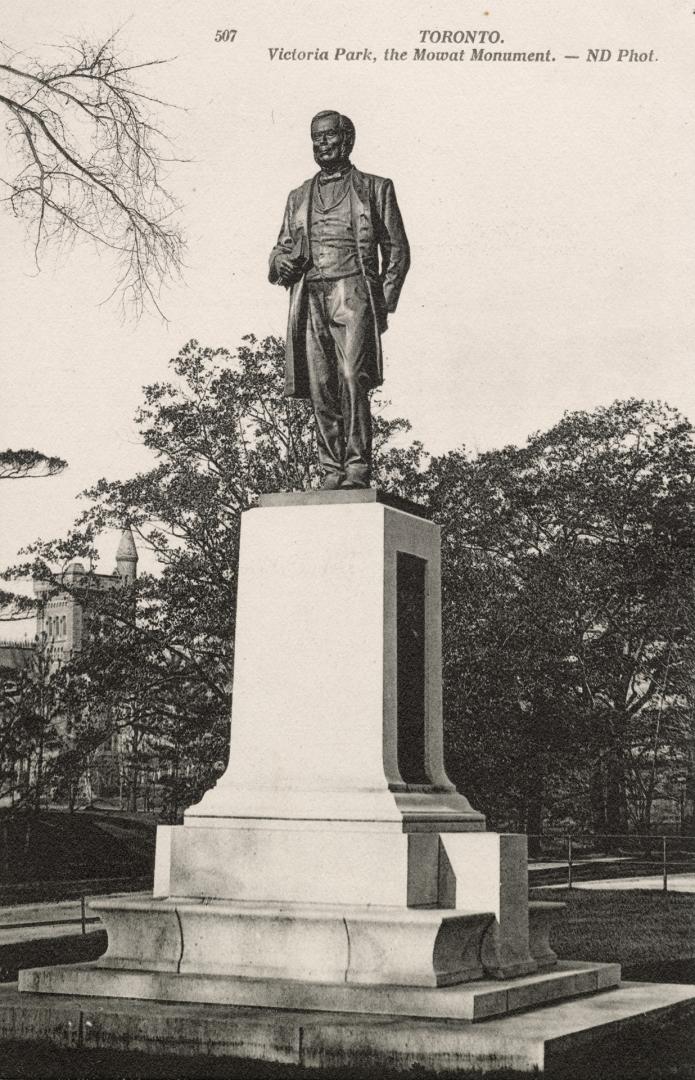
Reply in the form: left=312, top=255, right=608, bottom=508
left=215, top=29, right=237, bottom=42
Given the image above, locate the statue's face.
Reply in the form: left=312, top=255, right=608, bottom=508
left=311, top=114, right=348, bottom=171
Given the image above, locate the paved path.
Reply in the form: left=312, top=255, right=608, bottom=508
left=0, top=922, right=102, bottom=946
left=0, top=899, right=85, bottom=926
left=573, top=873, right=695, bottom=892
left=529, top=856, right=635, bottom=871
left=0, top=899, right=101, bottom=946
left=540, top=873, right=695, bottom=892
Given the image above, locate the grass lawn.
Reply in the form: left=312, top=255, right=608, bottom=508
left=0, top=810, right=155, bottom=902
left=531, top=886, right=695, bottom=981
left=527, top=888, right=695, bottom=1078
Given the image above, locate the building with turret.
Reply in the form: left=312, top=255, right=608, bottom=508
left=33, top=527, right=138, bottom=665
left=0, top=529, right=142, bottom=809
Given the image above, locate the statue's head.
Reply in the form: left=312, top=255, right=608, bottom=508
left=310, top=111, right=355, bottom=172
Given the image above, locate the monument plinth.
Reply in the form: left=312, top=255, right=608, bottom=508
left=161, top=492, right=488, bottom=917
left=108, top=495, right=535, bottom=985
left=185, top=490, right=480, bottom=830
left=22, top=493, right=569, bottom=997
left=15, top=491, right=694, bottom=1073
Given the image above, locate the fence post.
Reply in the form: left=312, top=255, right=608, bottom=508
left=80, top=894, right=86, bottom=935
left=567, top=834, right=573, bottom=889
left=662, top=837, right=668, bottom=893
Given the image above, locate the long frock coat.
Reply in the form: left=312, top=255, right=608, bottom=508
left=269, top=167, right=410, bottom=398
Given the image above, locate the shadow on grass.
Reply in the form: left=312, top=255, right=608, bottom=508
left=0, top=931, right=107, bottom=983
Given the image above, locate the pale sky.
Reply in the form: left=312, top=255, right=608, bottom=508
left=1, top=0, right=693, bottom=637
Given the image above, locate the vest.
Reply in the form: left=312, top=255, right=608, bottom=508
left=306, top=176, right=360, bottom=281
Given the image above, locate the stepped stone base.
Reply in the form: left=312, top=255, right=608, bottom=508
left=3, top=980, right=695, bottom=1075
left=65, top=895, right=500, bottom=988
left=19, top=960, right=620, bottom=1022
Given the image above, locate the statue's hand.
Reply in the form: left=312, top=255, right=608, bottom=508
left=275, top=253, right=298, bottom=282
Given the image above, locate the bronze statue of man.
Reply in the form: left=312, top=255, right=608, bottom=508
left=269, top=111, right=410, bottom=489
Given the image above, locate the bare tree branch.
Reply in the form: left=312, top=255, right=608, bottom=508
left=0, top=35, right=185, bottom=318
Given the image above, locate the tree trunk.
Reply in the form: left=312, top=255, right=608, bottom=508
left=526, top=788, right=544, bottom=857
left=605, top=748, right=628, bottom=845
left=589, top=760, right=607, bottom=833
left=128, top=764, right=138, bottom=813
left=23, top=815, right=32, bottom=858
left=33, top=731, right=44, bottom=815
left=128, top=729, right=140, bottom=813
left=640, top=781, right=654, bottom=835
left=1, top=820, right=8, bottom=882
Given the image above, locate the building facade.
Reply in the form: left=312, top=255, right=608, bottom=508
left=33, top=527, right=138, bottom=664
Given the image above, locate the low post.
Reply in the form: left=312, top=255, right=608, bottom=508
left=567, top=835, right=573, bottom=889
left=80, top=894, right=86, bottom=935
left=662, top=837, right=668, bottom=893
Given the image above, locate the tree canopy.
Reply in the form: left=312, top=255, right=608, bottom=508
left=430, top=399, right=695, bottom=833
left=4, top=337, right=426, bottom=816
left=0, top=450, right=67, bottom=480
left=3, top=342, right=693, bottom=835
left=0, top=449, right=68, bottom=621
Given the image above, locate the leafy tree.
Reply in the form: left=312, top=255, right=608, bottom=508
left=0, top=449, right=67, bottom=480
left=7, top=356, right=692, bottom=840
left=8, top=337, right=427, bottom=815
left=429, top=400, right=695, bottom=835
left=0, top=449, right=67, bottom=621
left=0, top=33, right=183, bottom=315
left=0, top=633, right=63, bottom=813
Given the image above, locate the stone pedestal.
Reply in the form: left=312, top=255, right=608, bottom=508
left=20, top=491, right=586, bottom=1016
left=17, top=489, right=695, bottom=1074
left=186, top=490, right=482, bottom=830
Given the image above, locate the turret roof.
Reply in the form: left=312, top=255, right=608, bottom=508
left=116, top=526, right=138, bottom=562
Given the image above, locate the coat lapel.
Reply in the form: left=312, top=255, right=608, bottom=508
left=350, top=167, right=370, bottom=213
left=349, top=167, right=373, bottom=273
left=294, top=176, right=316, bottom=245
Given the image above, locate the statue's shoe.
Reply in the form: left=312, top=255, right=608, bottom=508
left=321, top=474, right=345, bottom=490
